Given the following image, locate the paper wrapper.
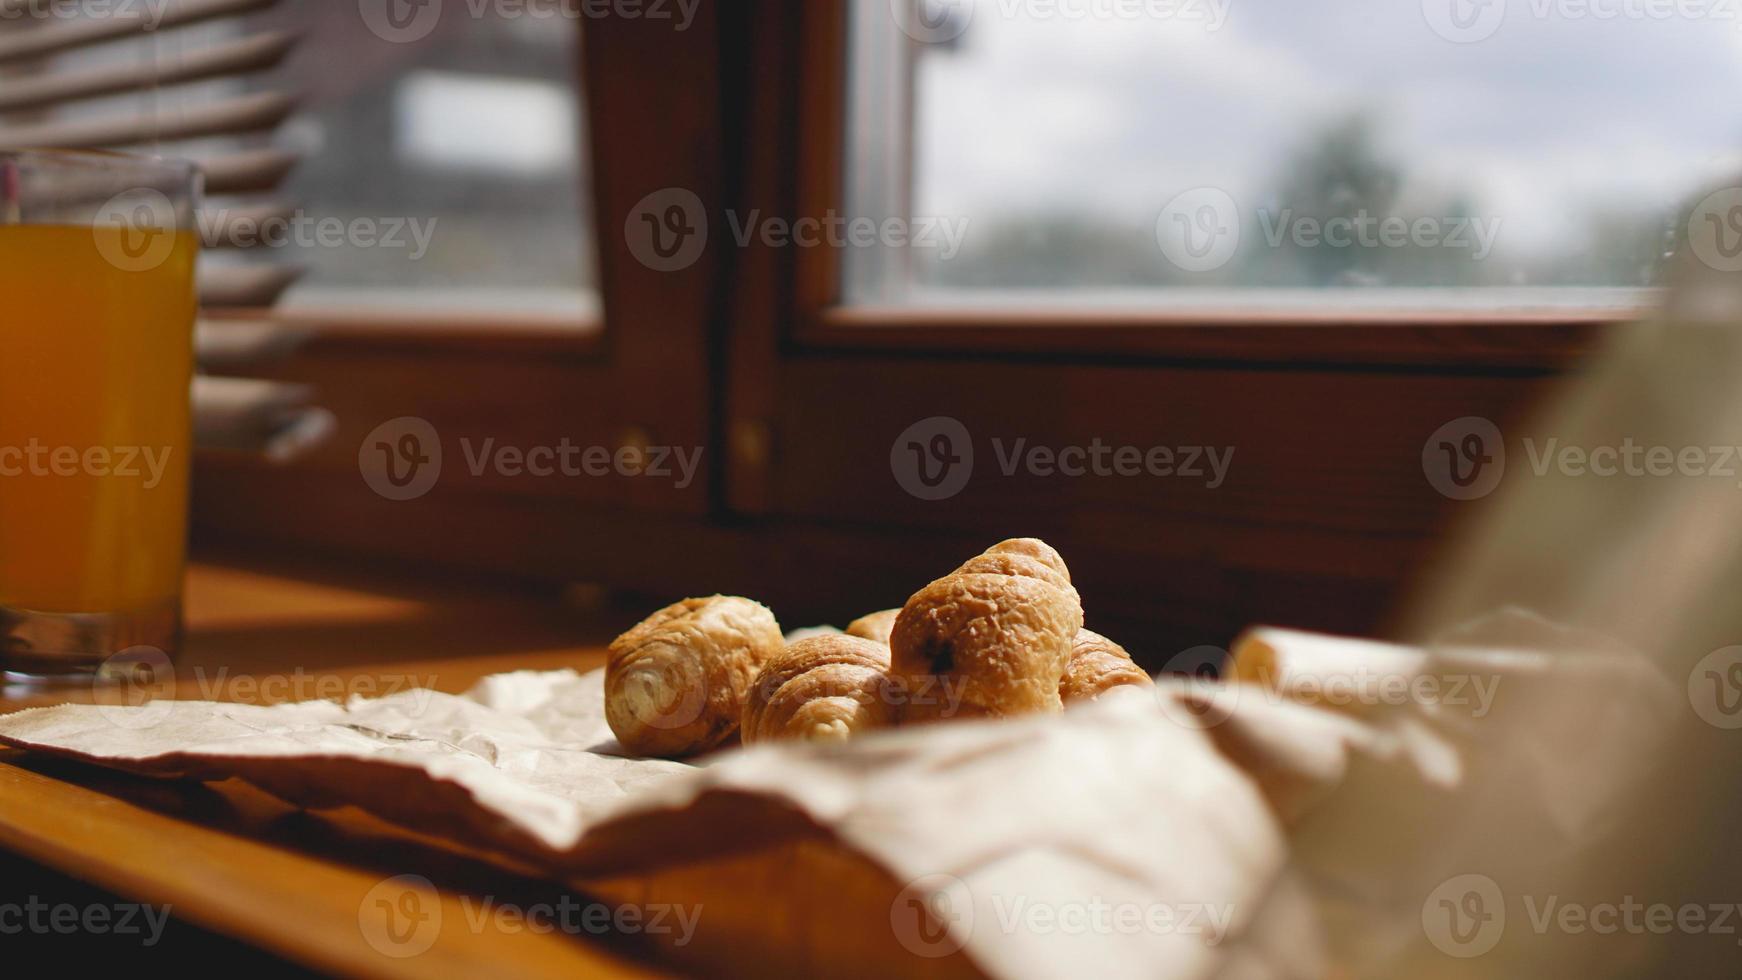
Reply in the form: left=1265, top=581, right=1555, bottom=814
left=1, top=628, right=1652, bottom=979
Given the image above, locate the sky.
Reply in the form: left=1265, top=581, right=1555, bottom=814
left=900, top=0, right=1742, bottom=258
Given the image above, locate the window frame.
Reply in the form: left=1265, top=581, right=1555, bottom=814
left=192, top=0, right=1617, bottom=655
left=784, top=0, right=1624, bottom=372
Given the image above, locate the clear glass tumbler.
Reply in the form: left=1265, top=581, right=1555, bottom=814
left=0, top=150, right=200, bottom=682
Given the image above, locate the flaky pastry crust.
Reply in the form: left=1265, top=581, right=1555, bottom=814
left=1061, top=628, right=1153, bottom=703
left=605, top=595, right=782, bottom=758
left=845, top=608, right=899, bottom=645
left=890, top=538, right=1084, bottom=722
left=742, top=634, right=897, bottom=744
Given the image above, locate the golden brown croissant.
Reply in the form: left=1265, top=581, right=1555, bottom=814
left=844, top=608, right=899, bottom=644
left=605, top=595, right=782, bottom=758
left=742, top=634, right=897, bottom=744
left=889, top=538, right=1084, bottom=722
left=1061, top=628, right=1153, bottom=703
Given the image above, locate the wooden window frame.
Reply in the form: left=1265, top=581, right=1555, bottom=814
left=781, top=0, right=1621, bottom=372
left=195, top=0, right=1625, bottom=660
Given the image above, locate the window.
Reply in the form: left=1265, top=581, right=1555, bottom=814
left=266, top=8, right=596, bottom=318
left=847, top=0, right=1740, bottom=312
left=92, top=6, right=599, bottom=319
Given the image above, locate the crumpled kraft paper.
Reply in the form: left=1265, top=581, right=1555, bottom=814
left=0, top=648, right=1489, bottom=980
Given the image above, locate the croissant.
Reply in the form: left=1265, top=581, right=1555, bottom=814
left=605, top=595, right=782, bottom=758
left=742, top=634, right=897, bottom=744
left=845, top=608, right=899, bottom=644
left=1061, top=629, right=1153, bottom=703
left=889, top=538, right=1084, bottom=722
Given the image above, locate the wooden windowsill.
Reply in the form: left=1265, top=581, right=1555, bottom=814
left=0, top=558, right=654, bottom=978
left=798, top=304, right=1629, bottom=372
left=218, top=306, right=608, bottom=358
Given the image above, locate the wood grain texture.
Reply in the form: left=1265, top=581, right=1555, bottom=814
left=0, top=562, right=667, bottom=977
left=0, top=562, right=985, bottom=978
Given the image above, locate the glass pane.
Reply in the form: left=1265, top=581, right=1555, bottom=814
left=848, top=0, right=1741, bottom=312
left=55, top=7, right=599, bottom=320
left=272, top=8, right=596, bottom=317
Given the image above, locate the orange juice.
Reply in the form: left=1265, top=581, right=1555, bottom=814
left=0, top=224, right=197, bottom=618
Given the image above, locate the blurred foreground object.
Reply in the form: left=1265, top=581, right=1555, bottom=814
left=1284, top=210, right=1742, bottom=977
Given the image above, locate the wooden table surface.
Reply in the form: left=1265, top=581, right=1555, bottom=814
left=0, top=560, right=672, bottom=978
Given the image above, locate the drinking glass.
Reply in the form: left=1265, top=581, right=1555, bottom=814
left=0, top=150, right=200, bottom=682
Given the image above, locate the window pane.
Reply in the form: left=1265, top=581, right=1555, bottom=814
left=272, top=8, right=596, bottom=317
left=68, top=8, right=600, bottom=318
left=848, top=0, right=1741, bottom=311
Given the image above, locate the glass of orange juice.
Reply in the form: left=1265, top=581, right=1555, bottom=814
left=0, top=150, right=200, bottom=682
